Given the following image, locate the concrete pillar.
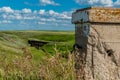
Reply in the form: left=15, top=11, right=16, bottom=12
left=72, top=7, right=120, bottom=80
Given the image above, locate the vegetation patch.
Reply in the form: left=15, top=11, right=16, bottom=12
left=0, top=31, right=75, bottom=79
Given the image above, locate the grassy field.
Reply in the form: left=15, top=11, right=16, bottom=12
left=0, top=30, right=75, bottom=79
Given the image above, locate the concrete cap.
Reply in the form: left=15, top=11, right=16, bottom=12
left=72, top=7, right=120, bottom=24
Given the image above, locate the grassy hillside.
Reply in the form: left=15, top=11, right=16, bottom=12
left=0, top=31, right=74, bottom=60
left=0, top=31, right=75, bottom=79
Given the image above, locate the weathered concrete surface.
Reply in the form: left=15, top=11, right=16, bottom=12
left=86, top=26, right=120, bottom=80
left=72, top=7, right=120, bottom=24
left=72, top=7, right=120, bottom=80
left=72, top=9, right=89, bottom=23
left=89, top=7, right=120, bottom=23
left=74, top=26, right=120, bottom=80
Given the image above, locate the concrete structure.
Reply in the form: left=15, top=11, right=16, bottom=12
left=72, top=7, right=120, bottom=80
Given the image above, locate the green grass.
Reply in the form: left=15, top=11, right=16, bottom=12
left=0, top=30, right=75, bottom=61
left=0, top=30, right=75, bottom=79
left=0, top=30, right=75, bottom=63
left=0, top=31, right=74, bottom=54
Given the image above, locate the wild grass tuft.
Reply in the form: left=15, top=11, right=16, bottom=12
left=0, top=47, right=75, bottom=80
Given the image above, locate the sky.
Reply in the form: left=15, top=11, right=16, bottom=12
left=0, top=0, right=119, bottom=30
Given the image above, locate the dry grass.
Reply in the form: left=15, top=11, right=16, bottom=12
left=0, top=47, right=75, bottom=80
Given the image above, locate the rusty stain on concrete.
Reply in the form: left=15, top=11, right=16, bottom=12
left=89, top=7, right=120, bottom=23
left=72, top=7, right=120, bottom=24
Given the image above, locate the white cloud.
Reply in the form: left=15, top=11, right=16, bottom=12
left=60, top=14, right=71, bottom=19
left=75, top=0, right=113, bottom=7
left=38, top=22, right=46, bottom=24
left=39, top=0, right=60, bottom=6
left=0, top=20, right=12, bottom=24
left=39, top=9, right=46, bottom=14
left=15, top=14, right=22, bottom=19
left=0, top=7, right=14, bottom=13
left=48, top=10, right=58, bottom=15
left=0, top=6, right=72, bottom=28
left=75, top=0, right=88, bottom=5
left=22, top=8, right=32, bottom=13
left=114, top=0, right=120, bottom=6
left=2, top=14, right=7, bottom=19
left=2, top=13, right=23, bottom=20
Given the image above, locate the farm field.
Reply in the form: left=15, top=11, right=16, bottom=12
left=0, top=30, right=75, bottom=79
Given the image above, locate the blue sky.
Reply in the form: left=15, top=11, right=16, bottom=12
left=0, top=0, right=119, bottom=30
